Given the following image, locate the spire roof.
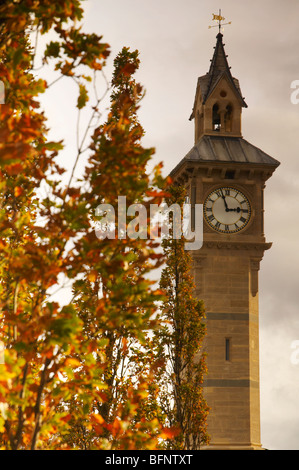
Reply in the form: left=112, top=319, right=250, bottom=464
left=209, top=32, right=231, bottom=75
left=190, top=33, right=247, bottom=120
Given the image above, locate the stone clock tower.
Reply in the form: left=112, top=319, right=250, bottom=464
left=170, top=32, right=280, bottom=450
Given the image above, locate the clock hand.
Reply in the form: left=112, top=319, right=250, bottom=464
left=220, top=189, right=229, bottom=212
left=227, top=207, right=241, bottom=213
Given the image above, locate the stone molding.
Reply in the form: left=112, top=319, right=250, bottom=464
left=192, top=241, right=272, bottom=252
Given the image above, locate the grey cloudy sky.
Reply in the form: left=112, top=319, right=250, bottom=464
left=40, top=0, right=299, bottom=450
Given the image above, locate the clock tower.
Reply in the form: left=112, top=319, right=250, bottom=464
left=170, top=32, right=280, bottom=449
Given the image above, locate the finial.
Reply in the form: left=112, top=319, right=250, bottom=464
left=208, top=9, right=231, bottom=34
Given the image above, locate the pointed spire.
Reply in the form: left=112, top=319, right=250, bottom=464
left=189, top=32, right=247, bottom=126
left=204, top=33, right=247, bottom=107
left=208, top=33, right=230, bottom=75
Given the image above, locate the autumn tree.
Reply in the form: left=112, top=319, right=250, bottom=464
left=0, top=0, right=167, bottom=450
left=58, top=46, right=168, bottom=450
left=156, top=185, right=210, bottom=450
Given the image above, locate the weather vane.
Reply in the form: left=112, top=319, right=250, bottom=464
left=208, top=9, right=231, bottom=33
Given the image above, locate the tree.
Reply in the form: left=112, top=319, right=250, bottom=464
left=156, top=185, right=210, bottom=450
left=0, top=0, right=168, bottom=450
left=58, top=46, right=168, bottom=450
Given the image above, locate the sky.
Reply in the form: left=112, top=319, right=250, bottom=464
left=39, top=0, right=299, bottom=450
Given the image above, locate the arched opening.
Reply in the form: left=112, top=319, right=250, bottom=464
left=196, top=110, right=203, bottom=140
left=212, top=103, right=221, bottom=131
left=224, top=104, right=233, bottom=132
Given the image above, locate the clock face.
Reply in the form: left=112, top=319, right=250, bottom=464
left=203, top=187, right=251, bottom=233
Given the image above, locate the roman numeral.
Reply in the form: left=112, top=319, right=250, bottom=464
left=240, top=217, right=247, bottom=223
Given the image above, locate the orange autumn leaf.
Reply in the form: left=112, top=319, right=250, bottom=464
left=65, top=358, right=81, bottom=368
left=159, top=426, right=180, bottom=440
left=14, top=186, right=23, bottom=197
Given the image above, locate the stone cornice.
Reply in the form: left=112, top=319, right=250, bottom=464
left=193, top=240, right=272, bottom=252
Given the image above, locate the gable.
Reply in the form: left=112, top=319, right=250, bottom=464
left=205, top=72, right=247, bottom=108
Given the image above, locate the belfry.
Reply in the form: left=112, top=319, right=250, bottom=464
left=170, top=26, right=280, bottom=449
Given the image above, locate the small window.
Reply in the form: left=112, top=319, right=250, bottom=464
left=212, top=103, right=221, bottom=131
left=196, top=110, right=203, bottom=139
left=225, top=338, right=231, bottom=361
left=191, top=186, right=196, bottom=232
left=191, top=186, right=196, bottom=205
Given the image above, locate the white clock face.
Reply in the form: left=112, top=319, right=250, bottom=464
left=204, top=187, right=251, bottom=233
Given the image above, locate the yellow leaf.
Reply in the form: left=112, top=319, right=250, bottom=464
left=65, top=358, right=81, bottom=368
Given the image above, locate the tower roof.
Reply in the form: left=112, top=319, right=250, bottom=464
left=170, top=135, right=280, bottom=177
left=190, top=33, right=247, bottom=120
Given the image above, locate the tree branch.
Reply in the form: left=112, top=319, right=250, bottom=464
left=30, top=357, right=51, bottom=450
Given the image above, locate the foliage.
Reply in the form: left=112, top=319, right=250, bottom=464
left=0, top=0, right=167, bottom=450
left=156, top=185, right=210, bottom=450
left=0, top=0, right=208, bottom=451
left=58, top=45, right=168, bottom=450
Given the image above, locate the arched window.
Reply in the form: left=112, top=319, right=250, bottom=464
left=212, top=103, right=221, bottom=131
left=196, top=110, right=203, bottom=140
left=225, top=104, right=233, bottom=132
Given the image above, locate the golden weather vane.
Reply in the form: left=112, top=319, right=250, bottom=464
left=208, top=9, right=231, bottom=33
